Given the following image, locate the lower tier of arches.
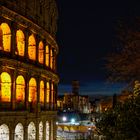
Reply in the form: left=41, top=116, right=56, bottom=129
left=0, top=111, right=57, bottom=140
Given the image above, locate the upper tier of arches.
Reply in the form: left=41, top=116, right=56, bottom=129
left=0, top=23, right=57, bottom=71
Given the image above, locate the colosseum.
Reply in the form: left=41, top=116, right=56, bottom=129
left=0, top=0, right=59, bottom=139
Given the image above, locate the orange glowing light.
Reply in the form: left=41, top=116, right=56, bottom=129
left=0, top=23, right=11, bottom=52
left=28, top=34, right=36, bottom=60
left=45, top=45, right=49, bottom=66
left=28, top=78, right=37, bottom=102
left=16, top=30, right=25, bottom=56
left=38, top=41, right=44, bottom=64
left=0, top=72, right=11, bottom=102
left=40, top=81, right=44, bottom=103
left=46, top=82, right=50, bottom=103
left=16, top=75, right=25, bottom=102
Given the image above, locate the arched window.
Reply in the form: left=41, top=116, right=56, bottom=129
left=16, top=30, right=25, bottom=56
left=46, top=121, right=50, bottom=140
left=0, top=23, right=11, bottom=52
left=14, top=123, right=24, bottom=140
left=0, top=27, right=3, bottom=50
left=40, top=81, right=44, bottom=104
left=46, top=82, right=50, bottom=104
left=51, top=82, right=54, bottom=104
left=0, top=124, right=9, bottom=140
left=0, top=72, right=11, bottom=102
left=28, top=122, right=36, bottom=140
left=29, top=78, right=37, bottom=103
left=38, top=41, right=44, bottom=64
left=45, top=45, right=49, bottom=66
left=39, top=121, right=43, bottom=140
left=50, top=48, right=53, bottom=69
left=28, top=34, right=36, bottom=60
left=16, top=75, right=25, bottom=102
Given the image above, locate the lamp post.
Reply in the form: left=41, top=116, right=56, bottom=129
left=62, top=116, right=67, bottom=140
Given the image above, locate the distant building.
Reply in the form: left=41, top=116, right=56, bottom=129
left=96, top=90, right=132, bottom=113
left=57, top=81, right=91, bottom=114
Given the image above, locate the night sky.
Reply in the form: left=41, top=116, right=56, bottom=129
left=56, top=0, right=140, bottom=95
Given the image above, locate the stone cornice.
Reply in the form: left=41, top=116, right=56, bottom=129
left=0, top=58, right=59, bottom=83
left=0, top=6, right=59, bottom=54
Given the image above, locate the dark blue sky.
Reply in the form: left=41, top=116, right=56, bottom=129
left=56, top=0, right=139, bottom=95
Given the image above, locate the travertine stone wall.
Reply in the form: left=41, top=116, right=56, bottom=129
left=0, top=0, right=58, bottom=37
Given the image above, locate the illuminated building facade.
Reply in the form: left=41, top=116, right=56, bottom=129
left=0, top=0, right=59, bottom=139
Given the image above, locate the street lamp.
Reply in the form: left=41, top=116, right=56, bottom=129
left=62, top=116, right=67, bottom=122
left=71, top=118, right=75, bottom=124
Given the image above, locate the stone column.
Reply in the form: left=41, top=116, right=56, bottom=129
left=44, top=79, right=47, bottom=110
left=36, top=36, right=39, bottom=63
left=11, top=70, right=16, bottom=110
left=36, top=120, right=39, bottom=140
left=24, top=30, right=29, bottom=59
left=10, top=128, right=15, bottom=140
left=24, top=123, right=28, bottom=140
left=43, top=121, right=46, bottom=140
left=11, top=21, right=16, bottom=58
left=25, top=75, right=29, bottom=110
left=36, top=77, right=40, bottom=113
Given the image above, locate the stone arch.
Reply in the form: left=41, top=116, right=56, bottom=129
left=39, top=121, right=43, bottom=140
left=16, top=75, right=25, bottom=102
left=0, top=72, right=11, bottom=102
left=28, top=78, right=37, bottom=103
left=16, top=29, right=25, bottom=56
left=0, top=23, right=11, bottom=52
left=46, top=82, right=50, bottom=104
left=38, top=41, right=44, bottom=64
left=57, top=126, right=62, bottom=131
left=46, top=121, right=50, bottom=140
left=28, top=122, right=36, bottom=140
left=45, top=45, right=49, bottom=66
left=40, top=80, right=44, bottom=105
left=28, top=34, right=36, bottom=60
left=50, top=48, right=53, bottom=69
left=51, top=82, right=54, bottom=104
left=0, top=124, right=9, bottom=140
left=64, top=126, right=69, bottom=132
left=14, top=123, right=24, bottom=140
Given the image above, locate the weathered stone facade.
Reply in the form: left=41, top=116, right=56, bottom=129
left=0, top=0, right=59, bottom=140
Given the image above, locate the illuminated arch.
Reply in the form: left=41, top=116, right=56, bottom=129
left=0, top=27, right=2, bottom=50
left=28, top=78, right=37, bottom=102
left=40, top=81, right=44, bottom=104
left=28, top=122, right=36, bottom=140
left=16, top=30, right=25, bottom=56
left=14, top=123, right=24, bottom=140
left=28, top=34, right=36, bottom=60
left=57, top=126, right=62, bottom=131
left=64, top=126, right=69, bottom=132
left=0, top=124, right=9, bottom=140
left=16, top=75, right=25, bottom=102
left=51, top=82, right=54, bottom=104
left=46, top=82, right=50, bottom=103
left=38, top=41, right=44, bottom=64
left=0, top=72, right=11, bottom=102
left=45, top=45, right=49, bottom=66
left=39, top=121, right=43, bottom=140
left=50, top=48, right=53, bottom=69
left=70, top=127, right=76, bottom=132
left=46, top=121, right=50, bottom=140
left=0, top=23, right=11, bottom=52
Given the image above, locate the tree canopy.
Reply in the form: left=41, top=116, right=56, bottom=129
left=96, top=95, right=140, bottom=140
left=107, top=17, right=140, bottom=82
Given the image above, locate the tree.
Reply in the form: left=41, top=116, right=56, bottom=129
left=96, top=95, right=140, bottom=140
left=107, top=17, right=140, bottom=82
